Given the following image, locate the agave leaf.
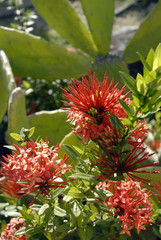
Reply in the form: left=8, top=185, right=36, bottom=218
left=123, top=0, right=161, bottom=63
left=27, top=110, right=72, bottom=146
left=0, top=27, right=91, bottom=80
left=0, top=50, right=16, bottom=124
left=80, top=0, right=114, bottom=55
left=31, top=0, right=98, bottom=57
left=6, top=87, right=29, bottom=144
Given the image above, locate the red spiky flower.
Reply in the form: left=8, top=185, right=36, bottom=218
left=0, top=138, right=74, bottom=205
left=96, top=179, right=153, bottom=236
left=93, top=140, right=158, bottom=184
left=0, top=217, right=27, bottom=240
left=62, top=71, right=130, bottom=142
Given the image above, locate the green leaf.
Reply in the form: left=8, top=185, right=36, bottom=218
left=136, top=73, right=148, bottom=96
left=28, top=127, right=35, bottom=138
left=10, top=133, right=23, bottom=141
left=0, top=50, right=16, bottom=124
left=119, top=71, right=139, bottom=97
left=137, top=51, right=151, bottom=72
left=118, top=99, right=135, bottom=118
left=15, top=227, right=26, bottom=236
left=38, top=204, right=49, bottom=216
left=20, top=210, right=33, bottom=225
left=144, top=48, right=154, bottom=77
left=63, top=144, right=80, bottom=162
left=65, top=187, right=84, bottom=198
left=73, top=200, right=82, bottom=218
left=94, top=188, right=113, bottom=201
left=120, top=118, right=133, bottom=127
left=0, top=27, right=91, bottom=80
left=54, top=206, right=66, bottom=217
left=69, top=173, right=97, bottom=183
left=25, top=226, right=44, bottom=236
left=31, top=0, right=98, bottom=57
left=153, top=43, right=161, bottom=70
left=123, top=1, right=161, bottom=63
left=58, top=132, right=83, bottom=166
left=80, top=0, right=114, bottom=55
left=109, top=113, right=124, bottom=132
left=27, top=110, right=72, bottom=146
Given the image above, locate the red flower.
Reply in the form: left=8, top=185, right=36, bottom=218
left=0, top=217, right=27, bottom=240
left=62, top=71, right=130, bottom=142
left=93, top=140, right=158, bottom=184
left=97, top=179, right=153, bottom=236
left=0, top=139, right=74, bottom=205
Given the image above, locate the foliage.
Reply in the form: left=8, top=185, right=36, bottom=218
left=0, top=0, right=161, bottom=83
left=0, top=45, right=161, bottom=239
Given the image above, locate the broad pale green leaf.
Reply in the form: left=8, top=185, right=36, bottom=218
left=31, top=0, right=98, bottom=57
left=144, top=48, right=155, bottom=77
left=80, top=0, right=114, bottom=55
left=6, top=87, right=29, bottom=144
left=27, top=110, right=72, bottom=146
left=153, top=43, right=161, bottom=70
left=0, top=50, right=16, bottom=124
left=0, top=27, right=91, bottom=80
left=123, top=0, right=161, bottom=63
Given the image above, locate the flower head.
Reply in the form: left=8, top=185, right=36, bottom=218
left=97, top=179, right=153, bottom=236
left=0, top=217, right=27, bottom=240
left=62, top=71, right=129, bottom=142
left=93, top=140, right=158, bottom=184
left=0, top=139, right=74, bottom=205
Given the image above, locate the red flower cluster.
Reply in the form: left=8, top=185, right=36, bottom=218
left=97, top=179, right=153, bottom=236
left=0, top=139, right=73, bottom=205
left=62, top=72, right=129, bottom=142
left=62, top=72, right=148, bottom=145
left=93, top=140, right=158, bottom=183
left=0, top=217, right=27, bottom=240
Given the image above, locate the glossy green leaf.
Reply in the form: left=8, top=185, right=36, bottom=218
left=109, top=113, right=124, bottom=132
left=54, top=206, right=66, bottom=217
left=58, top=132, right=83, bottom=166
left=6, top=87, right=29, bottom=144
left=0, top=27, right=91, bottom=80
left=31, top=0, right=98, bottom=57
left=38, top=204, right=49, bottom=216
left=70, top=173, right=97, bottom=183
left=118, top=99, right=135, bottom=118
left=73, top=201, right=82, bottom=218
left=137, top=52, right=151, bottom=72
left=65, top=187, right=84, bottom=198
left=80, top=0, right=114, bottom=54
left=119, top=71, right=139, bottom=97
left=0, top=50, right=16, bottom=124
left=123, top=0, right=161, bottom=63
left=136, top=73, right=148, bottom=96
left=27, top=110, right=72, bottom=146
left=10, top=133, right=23, bottom=141
left=25, top=226, right=44, bottom=236
left=144, top=48, right=155, bottom=77
left=63, top=144, right=80, bottom=162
